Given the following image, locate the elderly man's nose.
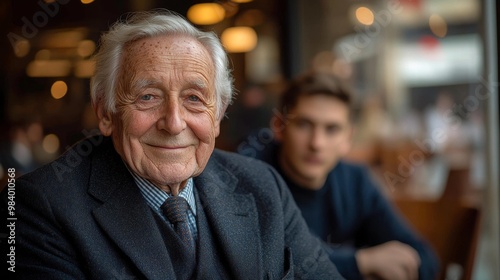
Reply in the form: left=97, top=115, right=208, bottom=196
left=157, top=100, right=186, bottom=134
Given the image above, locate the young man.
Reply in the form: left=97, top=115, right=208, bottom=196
left=1, top=12, right=343, bottom=279
left=242, top=72, right=439, bottom=280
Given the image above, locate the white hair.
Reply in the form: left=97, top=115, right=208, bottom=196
left=90, top=10, right=234, bottom=119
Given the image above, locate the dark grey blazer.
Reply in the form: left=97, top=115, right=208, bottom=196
left=2, top=136, right=343, bottom=279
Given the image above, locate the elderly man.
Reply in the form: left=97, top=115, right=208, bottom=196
left=1, top=12, right=342, bottom=279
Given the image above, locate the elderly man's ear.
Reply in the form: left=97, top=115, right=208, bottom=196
left=95, top=102, right=113, bottom=136
left=214, top=105, right=230, bottom=138
left=214, top=121, right=221, bottom=138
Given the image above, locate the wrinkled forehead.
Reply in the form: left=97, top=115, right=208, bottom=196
left=125, top=34, right=210, bottom=57
left=119, top=34, right=214, bottom=76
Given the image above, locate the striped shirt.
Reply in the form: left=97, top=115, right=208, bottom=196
left=127, top=169, right=198, bottom=241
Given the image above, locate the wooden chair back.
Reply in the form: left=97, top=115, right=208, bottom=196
left=393, top=198, right=481, bottom=280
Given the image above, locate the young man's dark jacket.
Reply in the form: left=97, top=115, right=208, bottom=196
left=242, top=141, right=439, bottom=280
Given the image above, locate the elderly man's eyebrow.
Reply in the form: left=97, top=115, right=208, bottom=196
left=132, top=79, right=160, bottom=90
left=187, top=79, right=208, bottom=90
left=131, top=78, right=208, bottom=93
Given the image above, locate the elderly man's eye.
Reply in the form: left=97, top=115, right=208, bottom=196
left=140, top=94, right=153, bottom=101
left=188, top=95, right=200, bottom=102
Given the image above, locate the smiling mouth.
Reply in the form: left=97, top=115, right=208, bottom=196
left=147, top=144, right=188, bottom=150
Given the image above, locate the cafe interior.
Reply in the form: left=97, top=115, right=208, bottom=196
left=0, top=0, right=499, bottom=279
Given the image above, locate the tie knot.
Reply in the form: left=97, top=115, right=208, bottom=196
left=161, top=196, right=189, bottom=224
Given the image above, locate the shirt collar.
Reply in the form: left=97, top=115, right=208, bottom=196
left=125, top=165, right=197, bottom=216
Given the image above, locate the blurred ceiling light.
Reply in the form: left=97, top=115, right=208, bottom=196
left=42, top=134, right=60, bottom=154
left=235, top=9, right=265, bottom=26
left=51, top=81, right=68, bottom=99
left=35, top=49, right=51, bottom=60
left=187, top=3, right=225, bottom=25
left=14, top=39, right=30, bottom=58
left=355, top=6, right=375, bottom=25
left=429, top=14, right=447, bottom=38
left=27, top=60, right=71, bottom=77
left=75, top=60, right=96, bottom=78
left=81, top=0, right=94, bottom=4
left=77, top=40, right=96, bottom=57
left=221, top=26, right=258, bottom=53
left=231, top=0, right=253, bottom=3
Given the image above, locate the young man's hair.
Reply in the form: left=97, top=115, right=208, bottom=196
left=280, top=71, right=352, bottom=115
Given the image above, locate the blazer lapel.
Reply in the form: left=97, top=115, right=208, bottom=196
left=87, top=141, right=175, bottom=279
left=194, top=157, right=262, bottom=280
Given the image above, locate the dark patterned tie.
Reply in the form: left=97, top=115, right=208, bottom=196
left=161, top=196, right=196, bottom=256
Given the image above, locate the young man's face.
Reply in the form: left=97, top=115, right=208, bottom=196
left=277, top=94, right=352, bottom=190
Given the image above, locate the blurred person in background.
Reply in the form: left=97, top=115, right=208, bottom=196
left=0, top=121, right=43, bottom=177
left=421, top=91, right=479, bottom=197
left=241, top=71, right=439, bottom=280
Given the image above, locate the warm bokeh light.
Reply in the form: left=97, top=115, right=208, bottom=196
left=81, top=0, right=94, bottom=4
left=221, top=26, right=258, bottom=53
left=39, top=29, right=86, bottom=49
left=14, top=39, right=30, bottom=58
left=35, top=49, right=51, bottom=60
left=187, top=3, right=225, bottom=25
left=75, top=60, right=96, bottom=78
left=27, top=122, right=44, bottom=143
left=77, top=40, right=96, bottom=57
left=355, top=6, right=375, bottom=25
left=51, top=81, right=68, bottom=99
left=429, top=14, right=448, bottom=38
left=42, top=134, right=60, bottom=154
left=27, top=60, right=72, bottom=77
left=231, top=0, right=253, bottom=3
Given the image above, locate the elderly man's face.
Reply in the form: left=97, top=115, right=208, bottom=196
left=98, top=34, right=220, bottom=191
